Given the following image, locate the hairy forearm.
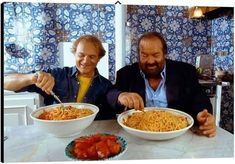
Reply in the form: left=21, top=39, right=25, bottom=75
left=4, top=73, right=35, bottom=91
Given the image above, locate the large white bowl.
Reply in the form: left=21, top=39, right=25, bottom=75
left=30, top=103, right=99, bottom=137
left=117, top=107, right=194, bottom=140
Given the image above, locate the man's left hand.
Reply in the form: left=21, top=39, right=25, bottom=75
left=196, top=109, right=216, bottom=137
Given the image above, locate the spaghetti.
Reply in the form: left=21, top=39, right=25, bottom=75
left=123, top=110, right=188, bottom=132
left=38, top=105, right=93, bottom=120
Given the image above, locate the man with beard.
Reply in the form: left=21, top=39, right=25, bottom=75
left=107, top=32, right=216, bottom=137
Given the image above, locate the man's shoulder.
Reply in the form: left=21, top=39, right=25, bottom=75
left=96, top=74, right=112, bottom=86
left=118, top=62, right=139, bottom=73
left=166, top=59, right=195, bottom=70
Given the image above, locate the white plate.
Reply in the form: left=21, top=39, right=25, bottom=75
left=117, top=107, right=194, bottom=140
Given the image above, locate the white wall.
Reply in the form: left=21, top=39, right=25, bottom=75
left=115, top=5, right=127, bottom=74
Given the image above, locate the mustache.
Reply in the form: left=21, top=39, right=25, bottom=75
left=145, top=63, right=159, bottom=67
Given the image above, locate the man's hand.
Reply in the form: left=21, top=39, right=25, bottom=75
left=118, top=92, right=144, bottom=111
left=196, top=109, right=216, bottom=137
left=33, top=72, right=55, bottom=95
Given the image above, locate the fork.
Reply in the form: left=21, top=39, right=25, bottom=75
left=50, top=91, right=65, bottom=109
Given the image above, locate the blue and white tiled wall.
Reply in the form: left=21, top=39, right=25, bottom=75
left=126, top=6, right=212, bottom=65
left=4, top=2, right=116, bottom=81
left=126, top=5, right=234, bottom=74
left=3, top=3, right=234, bottom=133
left=212, top=14, right=234, bottom=72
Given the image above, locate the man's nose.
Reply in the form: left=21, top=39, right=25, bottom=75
left=146, top=56, right=156, bottom=64
left=82, top=56, right=90, bottom=62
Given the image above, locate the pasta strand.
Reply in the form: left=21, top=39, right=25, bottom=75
left=123, top=110, right=188, bottom=132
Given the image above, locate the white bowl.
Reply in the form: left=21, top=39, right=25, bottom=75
left=30, top=103, right=99, bottom=137
left=117, top=107, right=194, bottom=140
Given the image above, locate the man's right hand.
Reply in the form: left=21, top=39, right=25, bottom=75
left=118, top=92, right=144, bottom=111
left=33, top=72, right=55, bottom=95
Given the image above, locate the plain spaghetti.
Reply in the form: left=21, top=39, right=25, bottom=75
left=123, top=110, right=188, bottom=132
left=38, top=105, right=93, bottom=120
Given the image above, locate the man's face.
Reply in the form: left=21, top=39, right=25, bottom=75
left=139, top=37, right=165, bottom=78
left=74, top=40, right=100, bottom=77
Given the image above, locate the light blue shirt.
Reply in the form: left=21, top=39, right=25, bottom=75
left=140, top=65, right=168, bottom=108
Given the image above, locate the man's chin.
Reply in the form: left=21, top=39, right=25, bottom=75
left=146, top=69, right=158, bottom=74
left=146, top=68, right=157, bottom=72
left=78, top=68, right=90, bottom=74
left=144, top=70, right=161, bottom=78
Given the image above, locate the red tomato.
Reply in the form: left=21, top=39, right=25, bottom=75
left=95, top=140, right=111, bottom=159
left=74, top=141, right=91, bottom=150
left=87, top=134, right=102, bottom=143
left=76, top=149, right=89, bottom=159
left=106, top=139, right=121, bottom=155
left=87, top=145, right=98, bottom=160
left=105, top=135, right=117, bottom=141
left=99, top=135, right=116, bottom=142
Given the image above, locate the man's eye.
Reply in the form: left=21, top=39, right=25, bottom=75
left=153, top=53, right=161, bottom=58
left=90, top=55, right=96, bottom=59
left=153, top=54, right=159, bottom=57
left=141, top=53, right=147, bottom=58
left=78, top=54, right=85, bottom=58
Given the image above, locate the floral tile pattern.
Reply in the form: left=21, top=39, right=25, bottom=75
left=3, top=2, right=116, bottom=81
left=212, top=13, right=234, bottom=73
left=126, top=5, right=213, bottom=65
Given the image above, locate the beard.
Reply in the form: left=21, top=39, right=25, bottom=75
left=139, top=62, right=164, bottom=78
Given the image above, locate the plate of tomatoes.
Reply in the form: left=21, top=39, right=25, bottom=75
left=65, top=133, right=127, bottom=160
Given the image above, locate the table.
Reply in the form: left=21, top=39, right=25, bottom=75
left=3, top=120, right=234, bottom=162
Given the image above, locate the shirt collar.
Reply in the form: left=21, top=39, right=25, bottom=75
left=140, top=64, right=166, bottom=81
left=71, top=66, right=78, bottom=77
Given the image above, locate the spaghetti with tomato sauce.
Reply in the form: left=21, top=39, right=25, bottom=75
left=38, top=105, right=93, bottom=120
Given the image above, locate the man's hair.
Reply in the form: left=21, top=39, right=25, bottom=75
left=71, top=35, right=106, bottom=58
left=137, top=32, right=167, bottom=55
